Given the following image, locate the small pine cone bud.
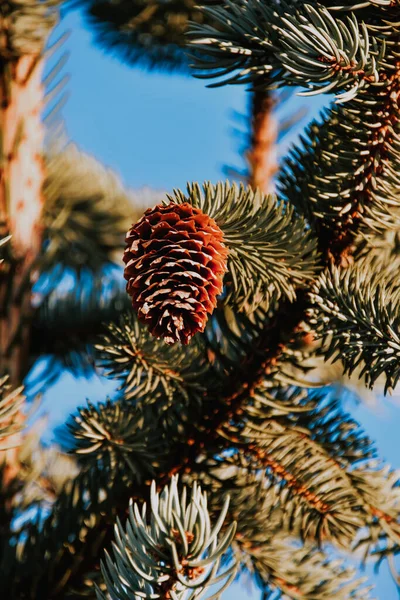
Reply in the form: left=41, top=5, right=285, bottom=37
left=123, top=202, right=228, bottom=344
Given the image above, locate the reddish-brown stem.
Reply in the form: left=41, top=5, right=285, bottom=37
left=319, top=63, right=400, bottom=266
left=247, top=89, right=278, bottom=194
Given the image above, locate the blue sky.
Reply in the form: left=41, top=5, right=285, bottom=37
left=39, top=8, right=400, bottom=599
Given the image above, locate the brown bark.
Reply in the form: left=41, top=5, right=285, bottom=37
left=247, top=90, right=278, bottom=194
left=0, top=54, right=45, bottom=382
left=0, top=54, right=46, bottom=480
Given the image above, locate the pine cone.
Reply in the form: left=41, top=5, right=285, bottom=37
left=123, top=202, right=228, bottom=344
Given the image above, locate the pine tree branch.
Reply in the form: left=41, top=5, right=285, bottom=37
left=192, top=2, right=400, bottom=264
left=354, top=223, right=400, bottom=280
left=0, top=299, right=307, bottom=598
left=309, top=266, right=400, bottom=392
left=232, top=424, right=400, bottom=549
left=5, top=369, right=400, bottom=597
left=186, top=457, right=373, bottom=600
left=242, top=540, right=372, bottom=600
left=67, top=398, right=166, bottom=486
left=95, top=478, right=237, bottom=600
left=8, top=151, right=391, bottom=595
left=96, top=312, right=209, bottom=406
left=189, top=0, right=382, bottom=101
left=194, top=414, right=400, bottom=592
left=0, top=204, right=348, bottom=597
left=280, top=49, right=400, bottom=265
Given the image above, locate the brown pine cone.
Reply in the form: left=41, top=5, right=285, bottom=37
left=123, top=202, right=228, bottom=344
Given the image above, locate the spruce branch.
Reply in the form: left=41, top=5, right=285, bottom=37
left=186, top=456, right=373, bottom=600
left=281, top=390, right=376, bottom=466
left=350, top=464, right=400, bottom=549
left=68, top=399, right=162, bottom=485
left=355, top=225, right=400, bottom=280
left=189, top=0, right=382, bottom=101
left=5, top=351, right=399, bottom=597
left=95, top=477, right=237, bottom=600
left=235, top=385, right=377, bottom=470
left=222, top=417, right=366, bottom=546
left=205, top=388, right=400, bottom=555
left=248, top=541, right=373, bottom=600
left=8, top=276, right=400, bottom=597
left=0, top=298, right=308, bottom=598
left=22, top=84, right=395, bottom=600
left=96, top=312, right=208, bottom=405
left=279, top=39, right=400, bottom=264
left=308, top=266, right=400, bottom=392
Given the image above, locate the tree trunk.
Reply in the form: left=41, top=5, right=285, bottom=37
left=247, top=89, right=278, bottom=194
left=0, top=53, right=46, bottom=481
